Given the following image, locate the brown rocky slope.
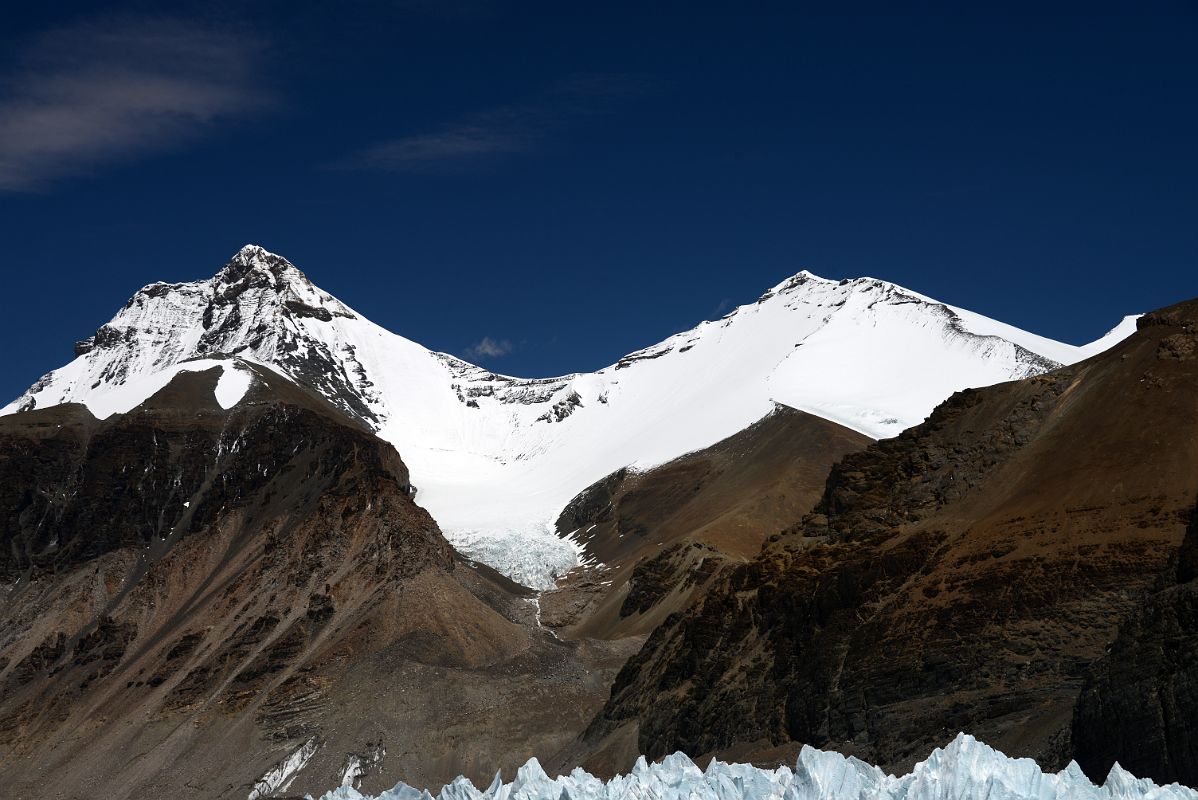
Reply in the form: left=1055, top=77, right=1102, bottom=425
left=542, top=406, right=870, bottom=642
left=583, top=297, right=1198, bottom=782
left=0, top=363, right=631, bottom=799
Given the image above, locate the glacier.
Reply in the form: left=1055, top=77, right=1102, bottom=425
left=2, top=245, right=1139, bottom=588
left=313, top=734, right=1195, bottom=800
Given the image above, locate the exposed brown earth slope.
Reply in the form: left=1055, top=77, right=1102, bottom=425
left=541, top=406, right=870, bottom=641
left=584, top=298, right=1198, bottom=781
left=0, top=364, right=632, bottom=800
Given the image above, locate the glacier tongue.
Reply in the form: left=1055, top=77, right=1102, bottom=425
left=312, top=734, right=1196, bottom=800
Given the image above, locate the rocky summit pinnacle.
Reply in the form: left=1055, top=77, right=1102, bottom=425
left=216, top=243, right=310, bottom=287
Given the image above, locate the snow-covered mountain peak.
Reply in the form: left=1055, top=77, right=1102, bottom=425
left=209, top=244, right=355, bottom=320
left=756, top=271, right=955, bottom=334
left=41, top=245, right=372, bottom=424
left=4, top=247, right=1136, bottom=588
left=90, top=245, right=349, bottom=354
left=763, top=269, right=909, bottom=299
left=232, top=241, right=281, bottom=262
left=765, top=269, right=824, bottom=294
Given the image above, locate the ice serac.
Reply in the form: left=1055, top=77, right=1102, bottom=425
left=315, top=734, right=1197, bottom=800
left=2, top=246, right=1134, bottom=588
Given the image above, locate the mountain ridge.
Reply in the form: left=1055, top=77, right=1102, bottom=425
left=2, top=245, right=1137, bottom=587
left=11, top=244, right=1130, bottom=420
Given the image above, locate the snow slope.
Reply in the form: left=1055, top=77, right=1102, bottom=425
left=313, top=733, right=1196, bottom=800
left=52, top=358, right=258, bottom=418
left=1077, top=314, right=1142, bottom=359
left=2, top=246, right=1134, bottom=587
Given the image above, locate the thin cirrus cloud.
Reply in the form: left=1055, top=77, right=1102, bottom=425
left=348, top=118, right=533, bottom=172
left=465, top=337, right=514, bottom=360
left=338, top=73, right=653, bottom=173
left=0, top=17, right=270, bottom=192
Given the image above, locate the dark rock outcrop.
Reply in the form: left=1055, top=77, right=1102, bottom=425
left=0, top=370, right=412, bottom=580
left=1071, top=499, right=1198, bottom=786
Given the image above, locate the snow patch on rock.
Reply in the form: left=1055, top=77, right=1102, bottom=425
left=215, top=361, right=255, bottom=408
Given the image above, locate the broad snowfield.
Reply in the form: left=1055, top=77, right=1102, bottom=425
left=314, top=734, right=1196, bottom=800
left=2, top=246, right=1136, bottom=587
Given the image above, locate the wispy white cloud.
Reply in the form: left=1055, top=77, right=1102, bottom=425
left=348, top=121, right=531, bottom=171
left=337, top=73, right=655, bottom=173
left=465, top=336, right=513, bottom=359
left=0, top=17, right=270, bottom=192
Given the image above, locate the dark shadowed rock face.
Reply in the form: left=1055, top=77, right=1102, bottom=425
left=0, top=371, right=412, bottom=580
left=585, top=297, right=1198, bottom=778
left=1072, top=500, right=1198, bottom=786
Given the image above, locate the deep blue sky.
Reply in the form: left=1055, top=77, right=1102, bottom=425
left=1, top=2, right=1195, bottom=400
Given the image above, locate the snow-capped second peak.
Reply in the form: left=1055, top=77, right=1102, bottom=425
left=3, top=247, right=1136, bottom=588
